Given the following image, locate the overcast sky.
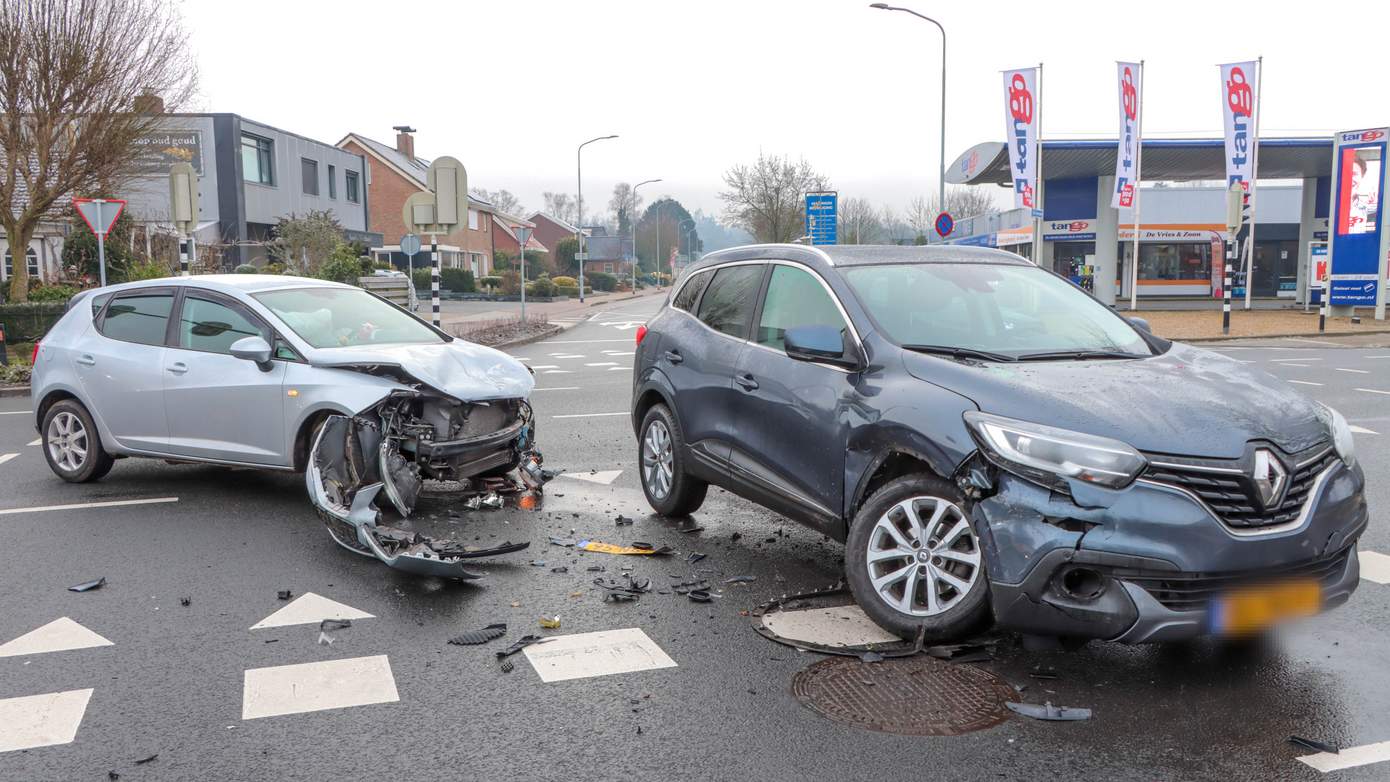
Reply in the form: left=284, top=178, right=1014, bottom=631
left=185, top=0, right=1387, bottom=219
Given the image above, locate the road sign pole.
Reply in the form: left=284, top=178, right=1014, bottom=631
left=97, top=231, right=107, bottom=288
left=180, top=235, right=189, bottom=277
left=1223, top=234, right=1234, bottom=335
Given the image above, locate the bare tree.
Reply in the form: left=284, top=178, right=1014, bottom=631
left=266, top=210, right=342, bottom=274
left=608, top=182, right=643, bottom=235
left=881, top=206, right=912, bottom=245
left=718, top=153, right=829, bottom=243
left=0, top=0, right=197, bottom=301
left=541, top=191, right=577, bottom=225
left=470, top=188, right=523, bottom=217
left=906, top=195, right=933, bottom=244
left=931, top=187, right=1000, bottom=221
left=836, top=197, right=881, bottom=245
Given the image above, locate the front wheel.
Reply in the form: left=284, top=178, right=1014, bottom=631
left=637, top=404, right=707, bottom=516
left=42, top=400, right=115, bottom=483
left=845, top=474, right=990, bottom=641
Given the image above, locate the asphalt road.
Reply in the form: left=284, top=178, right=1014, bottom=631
left=1, top=295, right=1388, bottom=781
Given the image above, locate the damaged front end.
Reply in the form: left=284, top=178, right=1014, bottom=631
left=307, top=389, right=544, bottom=579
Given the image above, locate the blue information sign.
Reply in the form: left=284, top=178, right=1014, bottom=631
left=806, top=192, right=838, bottom=245
left=1328, top=132, right=1386, bottom=307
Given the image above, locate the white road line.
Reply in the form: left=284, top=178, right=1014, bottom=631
left=1298, top=739, right=1390, bottom=773
left=1272, top=357, right=1322, bottom=362
left=27, top=439, right=40, bottom=447
left=584, top=362, right=618, bottom=367
left=553, top=354, right=585, bottom=359
left=0, top=689, right=93, bottom=753
left=1360, top=551, right=1390, bottom=585
left=602, top=351, right=635, bottom=356
left=523, top=628, right=676, bottom=683
left=1287, top=380, right=1323, bottom=386
left=250, top=592, right=374, bottom=630
left=542, top=370, right=573, bottom=375
left=1286, top=337, right=1341, bottom=346
left=1277, top=364, right=1310, bottom=368
left=552, top=412, right=627, bottom=419
left=529, top=365, right=560, bottom=370
left=533, top=386, right=580, bottom=392
left=1367, top=355, right=1390, bottom=359
left=607, top=366, right=630, bottom=372
left=560, top=469, right=623, bottom=485
left=1350, top=425, right=1379, bottom=435
left=1335, top=368, right=1371, bottom=374
left=0, top=453, right=18, bottom=467
left=1356, top=388, right=1390, bottom=396
left=0, top=497, right=178, bottom=516
left=242, top=655, right=398, bottom=720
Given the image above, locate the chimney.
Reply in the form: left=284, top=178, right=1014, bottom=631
left=393, top=125, right=416, bottom=160
left=133, top=92, right=165, bottom=114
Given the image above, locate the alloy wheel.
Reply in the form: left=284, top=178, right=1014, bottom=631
left=866, top=496, right=981, bottom=617
left=642, top=419, right=674, bottom=500
left=48, top=411, right=89, bottom=473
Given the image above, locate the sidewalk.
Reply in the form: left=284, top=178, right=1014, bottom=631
left=436, top=287, right=667, bottom=328
left=1138, top=308, right=1390, bottom=341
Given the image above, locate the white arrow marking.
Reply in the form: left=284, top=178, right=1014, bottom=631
left=0, top=618, right=113, bottom=658
left=250, top=592, right=374, bottom=630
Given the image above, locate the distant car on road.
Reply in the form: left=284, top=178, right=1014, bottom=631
left=630, top=244, right=1366, bottom=644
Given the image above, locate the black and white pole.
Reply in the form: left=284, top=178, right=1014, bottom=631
left=430, top=234, right=440, bottom=328
left=179, top=235, right=190, bottom=277
left=1222, top=233, right=1234, bottom=335
left=1319, top=282, right=1328, bottom=333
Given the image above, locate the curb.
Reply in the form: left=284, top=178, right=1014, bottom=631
left=1182, top=328, right=1390, bottom=343
left=0, top=385, right=29, bottom=398
left=486, top=323, right=564, bottom=351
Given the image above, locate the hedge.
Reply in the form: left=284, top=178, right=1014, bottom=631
left=588, top=271, right=617, bottom=292
left=0, top=301, right=68, bottom=341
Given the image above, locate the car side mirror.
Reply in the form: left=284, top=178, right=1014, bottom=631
left=230, top=335, right=274, bottom=371
left=1127, top=316, right=1152, bottom=333
left=784, top=325, right=860, bottom=369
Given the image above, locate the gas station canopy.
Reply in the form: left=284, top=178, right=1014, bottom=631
left=948, top=137, right=1334, bottom=186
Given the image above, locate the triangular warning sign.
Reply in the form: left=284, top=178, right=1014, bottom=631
left=0, top=617, right=113, bottom=658
left=250, top=593, right=374, bottom=630
left=560, top=470, right=622, bottom=486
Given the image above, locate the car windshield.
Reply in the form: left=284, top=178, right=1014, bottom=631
left=842, top=262, right=1152, bottom=359
left=253, top=287, right=444, bottom=349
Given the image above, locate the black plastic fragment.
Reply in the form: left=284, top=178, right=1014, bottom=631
left=1005, top=701, right=1091, bottom=721
left=614, top=514, right=634, bottom=526
left=500, top=659, right=514, bottom=673
left=724, top=575, right=756, bottom=584
left=179, top=596, right=191, bottom=607
left=686, top=552, right=707, bottom=564
left=630, top=541, right=654, bottom=550
left=69, top=577, right=105, bottom=593
left=134, top=754, right=158, bottom=765
left=687, top=589, right=712, bottom=603
left=276, top=590, right=293, bottom=600
left=449, top=623, right=508, bottom=646
left=497, top=635, right=550, bottom=659
left=594, top=576, right=651, bottom=602
left=320, top=619, right=352, bottom=632
left=1289, top=736, right=1340, bottom=754
left=679, top=525, right=704, bottom=534
left=551, top=566, right=569, bottom=574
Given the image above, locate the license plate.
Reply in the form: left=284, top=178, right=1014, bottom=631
left=1210, top=579, right=1322, bottom=636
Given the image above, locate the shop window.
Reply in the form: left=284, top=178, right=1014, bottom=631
left=1137, top=242, right=1210, bottom=282
left=241, top=134, right=274, bottom=185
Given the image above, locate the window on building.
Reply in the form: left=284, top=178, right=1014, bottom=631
left=2, top=247, right=39, bottom=280
left=241, top=134, right=274, bottom=185
left=345, top=171, right=360, bottom=203
left=327, top=164, right=337, bottom=199
left=1134, top=242, right=1211, bottom=282
left=301, top=158, right=319, bottom=196
left=468, top=209, right=479, bottom=231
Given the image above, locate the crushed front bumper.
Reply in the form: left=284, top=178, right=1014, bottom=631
left=974, top=460, right=1368, bottom=643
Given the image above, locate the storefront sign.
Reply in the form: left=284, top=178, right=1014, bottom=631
left=1218, top=61, right=1258, bottom=196
left=1002, top=68, right=1039, bottom=210
left=1309, top=243, right=1329, bottom=289
left=131, top=129, right=203, bottom=175
left=1329, top=127, right=1387, bottom=307
left=1112, top=62, right=1143, bottom=209
left=1042, top=220, right=1095, bottom=241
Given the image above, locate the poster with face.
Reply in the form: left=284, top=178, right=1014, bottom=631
left=1339, top=147, right=1382, bottom=235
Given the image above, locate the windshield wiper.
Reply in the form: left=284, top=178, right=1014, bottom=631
left=1016, top=350, right=1143, bottom=361
left=902, top=344, right=1017, bottom=363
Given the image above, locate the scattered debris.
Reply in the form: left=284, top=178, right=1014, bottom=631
left=671, top=579, right=710, bottom=595
left=593, top=576, right=652, bottom=602
left=500, top=659, right=515, bottom=673
left=724, top=575, right=756, bottom=585
left=730, top=532, right=742, bottom=542
left=549, top=536, right=578, bottom=547
left=685, top=552, right=707, bottom=564
left=276, top=590, right=293, bottom=601
left=687, top=589, right=713, bottom=603
left=108, top=772, right=119, bottom=780
left=679, top=525, right=704, bottom=534
left=529, top=560, right=547, bottom=567
left=1289, top=736, right=1340, bottom=754
left=860, top=651, right=885, bottom=663
left=585, top=565, right=606, bottom=573
left=631, top=542, right=654, bottom=550
left=926, top=644, right=994, bottom=663
left=449, top=623, right=508, bottom=646
left=576, top=540, right=673, bottom=556
left=614, top=514, right=634, bottom=526
left=134, top=754, right=158, bottom=765
left=68, top=577, right=106, bottom=593
left=320, top=619, right=352, bottom=632
left=1028, top=669, right=1060, bottom=680
left=179, top=597, right=191, bottom=607
left=539, top=616, right=562, bottom=629
left=497, top=635, right=551, bottom=659
left=1005, top=701, right=1091, bottom=721
left=550, top=566, right=569, bottom=574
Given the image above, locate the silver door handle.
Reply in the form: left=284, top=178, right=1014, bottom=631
left=76, top=354, right=95, bottom=366
left=167, top=362, right=188, bottom=375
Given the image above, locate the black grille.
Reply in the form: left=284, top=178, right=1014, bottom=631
left=1106, top=546, right=1353, bottom=612
left=1143, top=446, right=1337, bottom=530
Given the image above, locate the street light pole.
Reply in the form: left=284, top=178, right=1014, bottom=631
left=870, top=4, right=946, bottom=238
left=632, top=178, right=661, bottom=291
left=678, top=217, right=696, bottom=274
left=576, top=134, right=618, bottom=303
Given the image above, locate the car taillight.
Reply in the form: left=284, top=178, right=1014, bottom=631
left=635, top=325, right=648, bottom=346
left=30, top=341, right=40, bottom=365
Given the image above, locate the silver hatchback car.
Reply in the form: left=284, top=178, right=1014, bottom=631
left=31, top=275, right=539, bottom=577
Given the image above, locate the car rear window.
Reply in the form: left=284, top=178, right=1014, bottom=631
left=696, top=264, right=763, bottom=338
left=672, top=270, right=711, bottom=312
left=99, top=292, right=173, bottom=347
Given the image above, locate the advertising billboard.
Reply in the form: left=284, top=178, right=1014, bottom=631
left=1328, top=128, right=1388, bottom=308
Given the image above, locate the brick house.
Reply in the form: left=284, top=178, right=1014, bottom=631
left=526, top=212, right=580, bottom=257
left=337, top=127, right=497, bottom=277
left=491, top=214, right=546, bottom=257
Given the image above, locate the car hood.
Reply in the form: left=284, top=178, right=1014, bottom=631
left=902, top=342, right=1329, bottom=459
left=307, top=340, right=534, bottom=401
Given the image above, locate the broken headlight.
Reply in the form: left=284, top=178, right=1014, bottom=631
left=1318, top=403, right=1357, bottom=468
left=963, top=411, right=1146, bottom=492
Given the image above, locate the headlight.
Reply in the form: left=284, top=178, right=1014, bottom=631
left=964, top=411, right=1147, bottom=492
left=1319, top=404, right=1357, bottom=468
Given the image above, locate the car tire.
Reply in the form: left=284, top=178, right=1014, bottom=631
left=41, top=399, right=114, bottom=483
left=637, top=404, right=707, bottom=517
left=845, top=473, right=990, bottom=641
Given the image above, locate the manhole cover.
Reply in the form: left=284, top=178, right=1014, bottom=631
left=792, top=656, right=1015, bottom=736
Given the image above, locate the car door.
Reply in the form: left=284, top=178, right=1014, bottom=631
left=729, top=262, right=861, bottom=530
left=72, top=287, right=175, bottom=452
left=162, top=289, right=287, bottom=465
left=662, top=263, right=764, bottom=470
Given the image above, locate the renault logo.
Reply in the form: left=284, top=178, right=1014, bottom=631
left=1251, top=449, right=1288, bottom=509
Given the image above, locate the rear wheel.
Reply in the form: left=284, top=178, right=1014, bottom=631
left=845, top=474, right=990, bottom=640
left=638, top=404, right=707, bottom=516
left=42, top=400, right=114, bottom=483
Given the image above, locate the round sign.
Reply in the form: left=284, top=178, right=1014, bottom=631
left=400, top=234, right=422, bottom=257
left=934, top=212, right=954, bottom=238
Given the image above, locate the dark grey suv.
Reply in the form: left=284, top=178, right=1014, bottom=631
left=630, top=244, right=1367, bottom=643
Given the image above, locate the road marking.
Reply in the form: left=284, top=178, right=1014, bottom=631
left=0, top=618, right=113, bottom=659
left=1367, top=355, right=1390, bottom=359
left=542, top=370, right=573, bottom=375
left=607, top=366, right=630, bottom=372
left=0, top=453, right=17, bottom=466
left=250, top=592, right=375, bottom=630
left=27, top=439, right=40, bottom=447
left=511, top=356, right=531, bottom=361
left=1286, top=337, right=1341, bottom=346
left=1335, top=368, right=1371, bottom=374
left=1361, top=552, right=1390, bottom=585
left=1298, top=739, right=1390, bottom=773
left=0, top=497, right=178, bottom=516
left=0, top=689, right=93, bottom=753
left=1272, top=357, right=1322, bottom=362
left=529, top=365, right=560, bottom=370
left=560, top=470, right=623, bottom=485
left=538, top=339, right=634, bottom=344
left=1287, top=380, right=1323, bottom=386
left=1351, top=425, right=1379, bottom=435
left=552, top=412, right=627, bottom=419
left=532, top=387, right=580, bottom=392
left=602, top=351, right=635, bottom=356
left=553, top=354, right=585, bottom=359
left=242, top=655, right=398, bottom=720
left=1356, top=388, right=1390, bottom=396
left=584, top=362, right=618, bottom=367
left=0, top=411, right=31, bottom=416
left=1277, top=364, right=1310, bottom=368
left=523, top=628, right=676, bottom=683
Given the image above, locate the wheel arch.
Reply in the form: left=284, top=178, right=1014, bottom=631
left=631, top=373, right=675, bottom=437
left=291, top=405, right=353, bottom=472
